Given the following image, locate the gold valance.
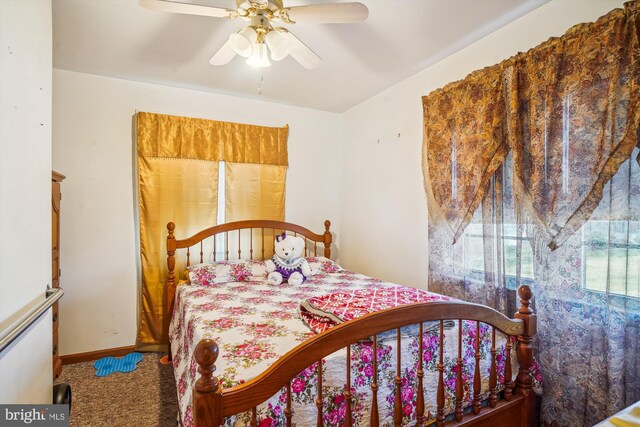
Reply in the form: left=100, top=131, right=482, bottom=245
left=136, top=111, right=289, bottom=166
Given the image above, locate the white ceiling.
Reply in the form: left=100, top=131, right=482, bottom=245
left=53, top=0, right=549, bottom=113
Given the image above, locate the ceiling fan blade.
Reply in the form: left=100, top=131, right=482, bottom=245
left=283, top=2, right=368, bottom=24
left=139, top=0, right=233, bottom=18
left=210, top=38, right=237, bottom=66
left=285, top=32, right=322, bottom=69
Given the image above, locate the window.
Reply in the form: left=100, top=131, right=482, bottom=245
left=463, top=222, right=535, bottom=288
left=582, top=220, right=640, bottom=297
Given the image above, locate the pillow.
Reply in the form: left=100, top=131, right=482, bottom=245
left=188, top=260, right=267, bottom=287
left=306, top=257, right=343, bottom=274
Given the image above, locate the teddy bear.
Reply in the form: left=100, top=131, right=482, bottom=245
left=265, top=232, right=312, bottom=286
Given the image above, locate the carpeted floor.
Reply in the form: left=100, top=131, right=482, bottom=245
left=55, top=352, right=178, bottom=427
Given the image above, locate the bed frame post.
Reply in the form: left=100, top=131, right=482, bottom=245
left=166, top=222, right=177, bottom=358
left=194, top=339, right=224, bottom=427
left=514, top=284, right=537, bottom=427
left=323, top=220, right=332, bottom=258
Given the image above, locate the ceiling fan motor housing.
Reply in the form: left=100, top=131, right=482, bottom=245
left=251, top=14, right=271, bottom=30
left=237, top=0, right=283, bottom=15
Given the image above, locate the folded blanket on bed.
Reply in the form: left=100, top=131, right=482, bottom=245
left=300, top=285, right=453, bottom=333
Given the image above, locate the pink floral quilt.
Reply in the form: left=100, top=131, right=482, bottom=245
left=169, top=258, right=516, bottom=426
left=300, top=287, right=452, bottom=333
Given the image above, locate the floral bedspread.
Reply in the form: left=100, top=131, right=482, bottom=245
left=170, top=258, right=515, bottom=426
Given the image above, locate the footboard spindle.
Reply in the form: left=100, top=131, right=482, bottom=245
left=371, top=335, right=379, bottom=427
left=455, top=320, right=463, bottom=421
left=436, top=320, right=444, bottom=427
left=285, top=382, right=292, bottom=427
left=416, top=322, right=425, bottom=427
left=473, top=320, right=481, bottom=414
left=489, top=327, right=497, bottom=407
left=394, top=328, right=402, bottom=427
left=345, top=346, right=353, bottom=427
left=505, top=336, right=513, bottom=400
left=316, top=360, right=324, bottom=427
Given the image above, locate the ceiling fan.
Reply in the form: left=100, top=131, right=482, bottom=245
left=139, top=0, right=369, bottom=69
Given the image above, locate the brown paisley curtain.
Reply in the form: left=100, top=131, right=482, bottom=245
left=423, top=1, right=640, bottom=251
left=136, top=112, right=288, bottom=348
left=510, top=3, right=640, bottom=251
left=422, top=63, right=513, bottom=244
left=423, top=2, right=640, bottom=425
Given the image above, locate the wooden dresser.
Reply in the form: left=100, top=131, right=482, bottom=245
left=52, top=171, right=65, bottom=378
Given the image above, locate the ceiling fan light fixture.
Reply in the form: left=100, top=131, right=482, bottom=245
left=246, top=42, right=271, bottom=68
left=265, top=30, right=293, bottom=61
left=229, top=27, right=257, bottom=58
left=140, top=0, right=370, bottom=70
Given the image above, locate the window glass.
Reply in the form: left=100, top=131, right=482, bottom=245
left=463, top=222, right=535, bottom=284
left=583, top=220, right=640, bottom=297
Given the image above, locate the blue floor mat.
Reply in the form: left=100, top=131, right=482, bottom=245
left=93, top=352, right=143, bottom=377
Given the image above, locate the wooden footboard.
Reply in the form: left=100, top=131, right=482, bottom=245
left=191, top=285, right=537, bottom=427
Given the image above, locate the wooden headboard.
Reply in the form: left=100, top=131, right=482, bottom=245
left=165, top=220, right=332, bottom=339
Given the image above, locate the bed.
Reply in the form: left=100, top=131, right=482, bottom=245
left=165, top=220, right=537, bottom=427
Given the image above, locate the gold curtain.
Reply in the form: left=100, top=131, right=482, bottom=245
left=225, top=162, right=286, bottom=260
left=136, top=112, right=288, bottom=347
left=138, top=158, right=218, bottom=347
left=225, top=163, right=286, bottom=222
left=422, top=1, right=640, bottom=249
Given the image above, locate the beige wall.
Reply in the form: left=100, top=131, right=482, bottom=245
left=338, top=0, right=626, bottom=288
left=0, top=0, right=53, bottom=403
left=52, top=0, right=627, bottom=355
left=52, top=70, right=341, bottom=355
